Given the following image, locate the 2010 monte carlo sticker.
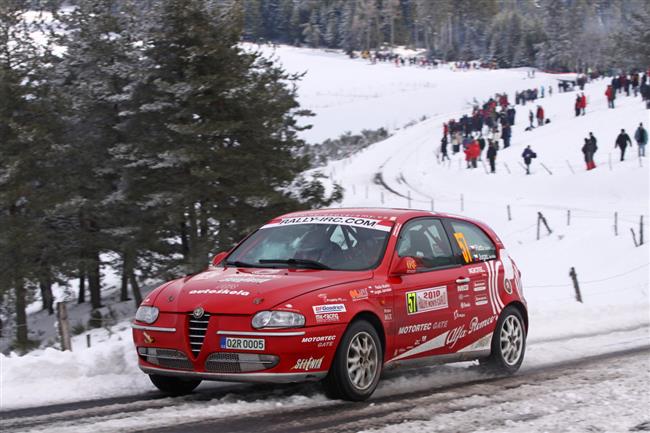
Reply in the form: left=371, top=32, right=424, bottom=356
left=261, top=215, right=393, bottom=232
left=406, top=286, right=448, bottom=315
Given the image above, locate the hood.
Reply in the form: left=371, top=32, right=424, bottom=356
left=156, top=267, right=372, bottom=315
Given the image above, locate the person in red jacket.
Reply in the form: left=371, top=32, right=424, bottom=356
left=536, top=105, right=544, bottom=126
left=580, top=93, right=587, bottom=115
left=605, top=85, right=615, bottom=108
left=464, top=139, right=480, bottom=169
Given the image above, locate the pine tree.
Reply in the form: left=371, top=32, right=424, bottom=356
left=0, top=1, right=68, bottom=349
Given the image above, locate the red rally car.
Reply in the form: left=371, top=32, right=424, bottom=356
left=133, top=208, right=527, bottom=401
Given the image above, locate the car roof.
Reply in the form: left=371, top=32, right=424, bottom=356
left=277, top=207, right=474, bottom=224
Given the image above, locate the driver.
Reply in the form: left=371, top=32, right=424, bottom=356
left=294, top=227, right=343, bottom=265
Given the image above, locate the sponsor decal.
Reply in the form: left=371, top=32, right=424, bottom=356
left=460, top=301, right=471, bottom=309
left=458, top=293, right=470, bottom=300
left=291, top=357, right=324, bottom=371
left=473, top=280, right=487, bottom=292
left=142, top=331, right=154, bottom=344
left=475, top=295, right=489, bottom=306
left=188, top=288, right=250, bottom=296
left=398, top=321, right=447, bottom=335
left=384, top=308, right=393, bottom=321
left=219, top=275, right=278, bottom=284
left=446, top=315, right=497, bottom=349
left=263, top=216, right=392, bottom=232
left=317, top=294, right=347, bottom=303
left=349, top=288, right=369, bottom=301
left=313, top=304, right=346, bottom=314
left=406, top=287, right=448, bottom=315
left=370, top=284, right=392, bottom=295
left=458, top=334, right=492, bottom=353
left=405, top=257, right=417, bottom=273
left=315, top=313, right=339, bottom=323
left=467, top=266, right=485, bottom=274
left=453, top=310, right=466, bottom=320
left=302, top=335, right=336, bottom=343
left=457, top=284, right=469, bottom=292
left=220, top=337, right=265, bottom=351
left=454, top=232, right=472, bottom=263
left=302, top=335, right=336, bottom=347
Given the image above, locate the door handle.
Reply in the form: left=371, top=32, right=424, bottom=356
left=455, top=278, right=470, bottom=284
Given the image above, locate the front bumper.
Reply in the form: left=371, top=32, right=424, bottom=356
left=140, top=364, right=327, bottom=383
left=133, top=313, right=345, bottom=383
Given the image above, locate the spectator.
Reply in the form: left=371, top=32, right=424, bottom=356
left=487, top=141, right=498, bottom=173
left=582, top=137, right=597, bottom=170
left=522, top=146, right=537, bottom=175
left=528, top=110, right=534, bottom=128
left=574, top=95, right=581, bottom=117
left=536, top=105, right=544, bottom=126
left=635, top=123, right=647, bottom=157
left=580, top=93, right=587, bottom=115
left=440, top=135, right=450, bottom=162
left=502, top=123, right=512, bottom=148
left=615, top=129, right=632, bottom=161
left=605, top=84, right=615, bottom=108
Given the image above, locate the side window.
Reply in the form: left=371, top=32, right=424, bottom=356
left=396, top=218, right=456, bottom=271
left=449, top=220, right=497, bottom=263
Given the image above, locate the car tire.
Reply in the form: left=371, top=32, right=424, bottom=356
left=480, top=305, right=526, bottom=374
left=149, top=374, right=202, bottom=396
left=322, top=320, right=383, bottom=401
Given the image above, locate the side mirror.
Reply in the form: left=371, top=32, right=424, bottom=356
left=211, top=251, right=228, bottom=267
left=389, top=255, right=418, bottom=277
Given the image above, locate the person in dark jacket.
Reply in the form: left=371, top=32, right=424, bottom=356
left=582, top=137, right=597, bottom=170
left=522, top=146, right=537, bottom=174
left=635, top=123, right=647, bottom=157
left=440, top=134, right=450, bottom=161
left=574, top=95, right=581, bottom=117
left=487, top=141, right=498, bottom=173
left=615, top=129, right=632, bottom=161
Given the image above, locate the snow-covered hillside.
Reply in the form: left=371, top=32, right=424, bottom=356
left=1, top=45, right=648, bottom=414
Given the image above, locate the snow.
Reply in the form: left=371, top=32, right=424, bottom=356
left=2, top=44, right=649, bottom=427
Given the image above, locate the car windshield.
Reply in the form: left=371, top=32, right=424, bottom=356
left=226, top=220, right=393, bottom=271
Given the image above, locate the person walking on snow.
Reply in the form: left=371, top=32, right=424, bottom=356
left=536, top=105, right=544, bottom=126
left=580, top=93, right=587, bottom=115
left=522, top=146, right=537, bottom=175
left=582, top=137, right=597, bottom=170
left=487, top=141, right=498, bottom=173
left=615, top=129, right=632, bottom=161
left=635, top=123, right=647, bottom=157
left=528, top=110, right=534, bottom=128
left=440, top=134, right=450, bottom=162
left=574, top=95, right=581, bottom=117
left=605, top=84, right=615, bottom=108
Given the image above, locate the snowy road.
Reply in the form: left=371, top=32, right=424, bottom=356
left=4, top=325, right=648, bottom=433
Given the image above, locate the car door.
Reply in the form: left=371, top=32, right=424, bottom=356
left=441, top=218, right=501, bottom=352
left=390, top=218, right=465, bottom=362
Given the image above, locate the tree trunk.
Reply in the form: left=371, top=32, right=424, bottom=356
left=78, top=267, right=86, bottom=304
left=180, top=217, right=189, bottom=259
left=120, top=252, right=129, bottom=302
left=15, top=279, right=28, bottom=348
left=88, top=250, right=102, bottom=309
left=39, top=276, right=54, bottom=315
left=129, top=268, right=143, bottom=307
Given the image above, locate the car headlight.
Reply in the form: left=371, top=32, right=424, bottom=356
left=252, top=311, right=305, bottom=329
left=135, top=306, right=159, bottom=324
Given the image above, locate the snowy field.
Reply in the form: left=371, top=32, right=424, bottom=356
left=1, top=45, right=649, bottom=431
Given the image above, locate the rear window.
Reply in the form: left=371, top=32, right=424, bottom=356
left=449, top=220, right=497, bottom=263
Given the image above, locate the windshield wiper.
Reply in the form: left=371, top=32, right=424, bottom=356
left=225, top=260, right=264, bottom=268
left=259, top=258, right=331, bottom=270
